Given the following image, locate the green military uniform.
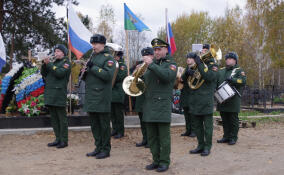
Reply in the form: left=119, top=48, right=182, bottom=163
left=180, top=68, right=194, bottom=136
left=84, top=46, right=116, bottom=155
left=189, top=58, right=218, bottom=152
left=217, top=65, right=246, bottom=142
left=41, top=57, right=71, bottom=144
left=135, top=92, right=147, bottom=145
left=143, top=53, right=177, bottom=168
left=111, top=58, right=127, bottom=137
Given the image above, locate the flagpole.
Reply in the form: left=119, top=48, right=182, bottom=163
left=66, top=2, right=72, bottom=115
left=125, top=30, right=133, bottom=114
left=165, top=8, right=168, bottom=39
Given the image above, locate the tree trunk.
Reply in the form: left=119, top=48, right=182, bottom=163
left=9, top=32, right=14, bottom=70
left=0, top=0, right=4, bottom=32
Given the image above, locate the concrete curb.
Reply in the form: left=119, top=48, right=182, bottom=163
left=0, top=114, right=283, bottom=135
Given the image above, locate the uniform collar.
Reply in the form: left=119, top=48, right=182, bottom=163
left=226, top=64, right=239, bottom=70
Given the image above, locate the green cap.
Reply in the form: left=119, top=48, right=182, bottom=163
left=151, top=38, right=169, bottom=49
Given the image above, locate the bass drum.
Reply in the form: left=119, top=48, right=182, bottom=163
left=214, top=81, right=236, bottom=104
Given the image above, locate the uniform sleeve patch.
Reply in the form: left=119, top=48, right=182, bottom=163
left=170, top=64, right=177, bottom=71
left=63, top=63, right=70, bottom=69
left=107, top=60, right=114, bottom=67
left=53, top=66, right=57, bottom=70
left=212, top=66, right=218, bottom=72
left=237, top=79, right=243, bottom=83
left=120, top=65, right=125, bottom=70
left=241, top=71, right=245, bottom=76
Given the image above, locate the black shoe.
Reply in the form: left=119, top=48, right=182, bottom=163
left=145, top=144, right=150, bottom=148
left=156, top=165, right=169, bottom=172
left=86, top=150, right=100, bottom=157
left=145, top=163, right=159, bottom=170
left=56, top=142, right=68, bottom=149
left=95, top=152, right=110, bottom=159
left=181, top=131, right=190, bottom=136
left=189, top=147, right=203, bottom=154
left=111, top=130, right=117, bottom=136
left=47, top=140, right=60, bottom=147
left=228, top=139, right=236, bottom=145
left=114, top=133, right=124, bottom=139
left=136, top=141, right=147, bottom=147
left=201, top=149, right=210, bottom=156
left=217, top=138, right=230, bottom=143
left=188, top=133, right=196, bottom=137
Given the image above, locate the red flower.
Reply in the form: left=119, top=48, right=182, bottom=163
left=31, top=101, right=36, bottom=107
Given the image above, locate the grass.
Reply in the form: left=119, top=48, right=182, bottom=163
left=214, top=110, right=283, bottom=117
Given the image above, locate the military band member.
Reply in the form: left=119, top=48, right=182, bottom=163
left=143, top=38, right=177, bottom=172
left=189, top=44, right=218, bottom=156
left=41, top=44, right=71, bottom=149
left=180, top=52, right=196, bottom=137
left=111, top=51, right=128, bottom=139
left=216, top=52, right=246, bottom=145
left=84, top=34, right=116, bottom=159
left=135, top=47, right=154, bottom=148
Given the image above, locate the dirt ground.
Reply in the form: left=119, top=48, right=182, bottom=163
left=1, top=123, right=284, bottom=175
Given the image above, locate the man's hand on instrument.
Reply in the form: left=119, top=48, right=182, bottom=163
left=194, top=55, right=201, bottom=65
left=43, top=57, right=50, bottom=64
left=185, top=69, right=195, bottom=77
left=144, top=56, right=153, bottom=65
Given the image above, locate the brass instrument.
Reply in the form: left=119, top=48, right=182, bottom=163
left=173, top=67, right=185, bottom=90
left=187, top=44, right=222, bottom=89
left=122, top=62, right=147, bottom=97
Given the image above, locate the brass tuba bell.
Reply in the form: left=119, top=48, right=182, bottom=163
left=122, top=62, right=147, bottom=97
left=187, top=44, right=222, bottom=89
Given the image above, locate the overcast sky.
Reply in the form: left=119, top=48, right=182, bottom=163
left=54, top=0, right=247, bottom=42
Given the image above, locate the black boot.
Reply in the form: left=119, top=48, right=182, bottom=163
left=200, top=149, right=210, bottom=156
left=86, top=150, right=100, bottom=157
left=181, top=131, right=190, bottom=136
left=96, top=152, right=110, bottom=159
left=188, top=133, right=196, bottom=137
left=228, top=139, right=236, bottom=145
left=47, top=140, right=60, bottom=147
left=56, top=142, right=68, bottom=149
left=111, top=130, right=117, bottom=136
left=156, top=165, right=169, bottom=172
left=217, top=138, right=229, bottom=143
left=114, top=133, right=124, bottom=139
left=145, top=163, right=159, bottom=170
left=136, top=140, right=147, bottom=147
left=189, top=147, right=203, bottom=154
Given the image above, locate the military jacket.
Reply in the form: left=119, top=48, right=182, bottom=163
left=84, top=47, right=116, bottom=112
left=216, top=65, right=246, bottom=112
left=142, top=55, right=177, bottom=123
left=41, top=57, right=71, bottom=107
left=111, top=59, right=127, bottom=103
left=188, top=58, right=218, bottom=115
left=180, top=67, right=191, bottom=108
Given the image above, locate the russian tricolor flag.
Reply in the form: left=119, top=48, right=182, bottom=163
left=166, top=11, right=177, bottom=56
left=67, top=2, right=92, bottom=59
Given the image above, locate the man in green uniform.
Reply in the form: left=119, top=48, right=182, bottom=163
left=41, top=44, right=71, bottom=149
left=188, top=44, right=218, bottom=156
left=143, top=38, right=177, bottom=172
left=135, top=47, right=154, bottom=148
left=180, top=52, right=196, bottom=137
left=111, top=50, right=127, bottom=139
left=216, top=52, right=246, bottom=145
left=83, top=34, right=116, bottom=159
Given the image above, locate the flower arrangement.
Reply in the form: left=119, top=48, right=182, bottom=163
left=18, top=94, right=44, bottom=117
left=67, top=94, right=79, bottom=114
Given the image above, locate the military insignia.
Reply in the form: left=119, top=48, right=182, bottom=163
left=210, top=62, right=214, bottom=65
left=120, top=65, right=125, bottom=70
left=212, top=66, right=218, bottom=72
left=104, top=53, right=110, bottom=57
left=204, top=67, right=208, bottom=72
left=63, top=63, right=70, bottom=69
left=169, top=64, right=177, bottom=71
left=98, top=68, right=102, bottom=72
left=107, top=60, right=114, bottom=67
left=241, top=71, right=245, bottom=76
left=53, top=66, right=57, bottom=70
left=237, top=79, right=243, bottom=83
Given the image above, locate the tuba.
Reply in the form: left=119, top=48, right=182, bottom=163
left=122, top=62, right=147, bottom=97
left=187, top=44, right=222, bottom=89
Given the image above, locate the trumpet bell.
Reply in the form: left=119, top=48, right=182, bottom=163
left=122, top=76, right=145, bottom=97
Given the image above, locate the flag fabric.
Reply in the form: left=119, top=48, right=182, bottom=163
left=166, top=16, right=177, bottom=56
left=124, top=3, right=150, bottom=32
left=0, top=33, right=6, bottom=73
left=67, top=2, right=92, bottom=59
